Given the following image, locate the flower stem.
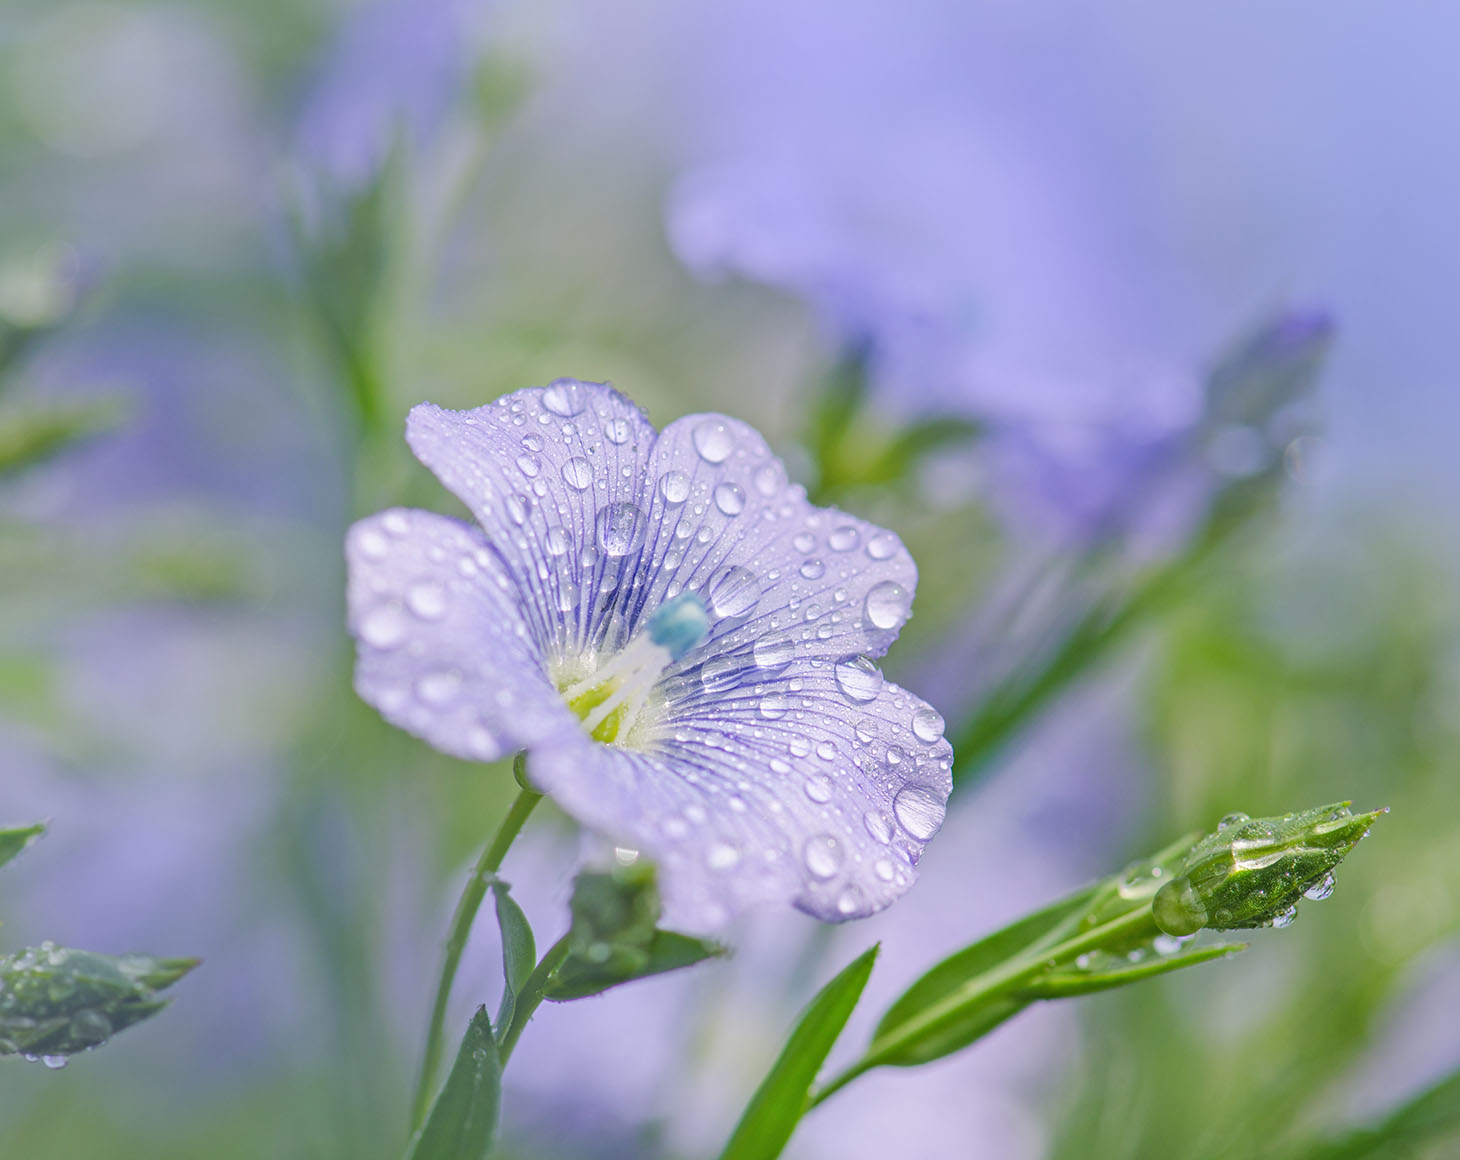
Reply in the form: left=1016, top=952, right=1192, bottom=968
left=410, top=773, right=542, bottom=1133
left=807, top=904, right=1160, bottom=1110
left=497, top=934, right=573, bottom=1064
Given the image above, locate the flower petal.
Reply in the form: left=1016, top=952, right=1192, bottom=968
left=528, top=673, right=951, bottom=929
left=405, top=381, right=659, bottom=658
left=346, top=507, right=572, bottom=761
left=628, top=414, right=919, bottom=707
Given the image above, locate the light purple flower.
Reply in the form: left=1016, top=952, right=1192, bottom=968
left=346, top=379, right=952, bottom=929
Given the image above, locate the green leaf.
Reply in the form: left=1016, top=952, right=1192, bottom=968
left=545, top=930, right=725, bottom=1001
left=491, top=880, right=535, bottom=1031
left=0, top=945, right=198, bottom=1057
left=0, top=397, right=127, bottom=480
left=1014, top=942, right=1244, bottom=1000
left=408, top=1006, right=501, bottom=1160
left=0, top=821, right=45, bottom=871
left=1297, top=1065, right=1460, bottom=1160
left=869, top=882, right=1101, bottom=1066
left=718, top=944, right=879, bottom=1160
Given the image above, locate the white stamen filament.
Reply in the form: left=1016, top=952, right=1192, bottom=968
left=561, top=632, right=676, bottom=743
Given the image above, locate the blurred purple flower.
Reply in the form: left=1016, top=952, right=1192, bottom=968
left=346, top=379, right=952, bottom=928
left=294, top=0, right=487, bottom=188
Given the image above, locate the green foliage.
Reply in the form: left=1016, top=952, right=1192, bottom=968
left=718, top=945, right=879, bottom=1160
left=0, top=822, right=45, bottom=872
left=407, top=1007, right=501, bottom=1160
left=491, top=881, right=535, bottom=1032
left=0, top=397, right=127, bottom=480
left=1298, top=1066, right=1460, bottom=1160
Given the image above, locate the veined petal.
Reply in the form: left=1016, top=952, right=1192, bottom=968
left=346, top=508, right=572, bottom=762
left=529, top=672, right=951, bottom=929
left=405, top=381, right=658, bottom=659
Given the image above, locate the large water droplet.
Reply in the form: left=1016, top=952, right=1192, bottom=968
left=542, top=378, right=588, bottom=416
left=865, top=533, right=897, bottom=560
left=360, top=603, right=409, bottom=649
left=1270, top=904, right=1299, bottom=929
left=753, top=633, right=795, bottom=670
left=863, top=811, right=893, bottom=844
left=828, top=525, right=859, bottom=551
left=865, top=581, right=910, bottom=630
left=659, top=470, right=690, bottom=504
left=561, top=457, right=594, bottom=491
left=406, top=580, right=447, bottom=620
left=911, top=706, right=945, bottom=743
left=705, top=841, right=740, bottom=871
left=759, top=693, right=790, bottom=719
left=834, top=655, right=883, bottom=703
left=1304, top=872, right=1336, bottom=901
left=713, top=482, right=745, bottom=516
left=800, top=558, right=826, bottom=580
left=804, top=774, right=833, bottom=803
left=545, top=526, right=571, bottom=557
left=506, top=494, right=531, bottom=525
left=700, top=655, right=747, bottom=693
left=1218, top=811, right=1251, bottom=830
left=41, top=1055, right=67, bottom=1070
left=605, top=417, right=631, bottom=444
left=836, top=886, right=863, bottom=916
left=1152, top=876, right=1207, bottom=937
left=516, top=453, right=541, bottom=478
left=707, top=565, right=761, bottom=617
left=892, top=783, right=945, bottom=841
left=595, top=502, right=647, bottom=557
left=356, top=527, right=389, bottom=560
left=803, top=834, right=843, bottom=880
left=693, top=419, right=734, bottom=463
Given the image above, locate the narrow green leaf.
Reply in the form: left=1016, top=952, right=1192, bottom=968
left=718, top=944, right=879, bottom=1160
left=491, top=880, right=535, bottom=1032
left=408, top=1006, right=502, bottom=1160
left=1298, top=1065, right=1460, bottom=1160
left=0, top=821, right=45, bottom=871
left=1015, top=942, right=1244, bottom=1000
left=0, top=397, right=127, bottom=479
left=870, top=882, right=1100, bottom=1066
left=545, top=930, right=725, bottom=1001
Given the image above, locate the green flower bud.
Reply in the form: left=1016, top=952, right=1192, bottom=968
left=1152, top=802, right=1384, bottom=937
left=0, top=943, right=198, bottom=1062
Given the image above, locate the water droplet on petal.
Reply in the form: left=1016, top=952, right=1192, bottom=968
left=828, top=525, right=859, bottom=551
left=836, top=886, right=863, bottom=916
left=752, top=634, right=795, bottom=673
left=561, top=457, right=594, bottom=490
left=542, top=378, right=588, bottom=416
left=834, top=655, right=883, bottom=703
left=693, top=420, right=734, bottom=463
left=406, top=581, right=447, bottom=620
left=516, top=454, right=541, bottom=478
left=605, top=417, right=631, bottom=444
left=865, top=533, right=897, bottom=560
left=506, top=494, right=532, bottom=525
left=707, top=565, right=761, bottom=617
left=804, top=774, right=833, bottom=803
left=759, top=693, right=790, bottom=719
left=803, top=834, right=843, bottom=880
left=793, top=532, right=816, bottom=553
left=713, top=482, right=745, bottom=516
left=863, top=811, right=893, bottom=844
left=416, top=669, right=461, bottom=705
left=545, top=527, right=571, bottom=557
left=41, top=1055, right=67, bottom=1070
left=874, top=858, right=895, bottom=881
left=360, top=603, right=409, bottom=649
left=911, top=706, right=945, bottom=742
left=753, top=463, right=780, bottom=496
left=800, top=558, right=825, bottom=580
left=706, top=841, right=740, bottom=871
left=892, top=783, right=946, bottom=841
left=659, top=470, right=690, bottom=504
left=864, top=581, right=909, bottom=630
left=356, top=528, right=389, bottom=560
left=595, top=502, right=647, bottom=557
left=700, top=655, right=747, bottom=693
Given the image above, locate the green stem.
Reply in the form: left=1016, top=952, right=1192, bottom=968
left=808, top=905, right=1160, bottom=1110
left=497, top=935, right=573, bottom=1064
left=410, top=776, right=542, bottom=1132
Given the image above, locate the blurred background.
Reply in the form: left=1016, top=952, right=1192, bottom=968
left=0, top=1, right=1457, bottom=1157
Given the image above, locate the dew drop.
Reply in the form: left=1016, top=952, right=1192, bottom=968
left=406, top=580, right=447, bottom=620
left=416, top=669, right=461, bottom=705
left=865, top=533, right=897, bottom=560
left=865, top=581, right=910, bottom=630
left=759, top=693, right=790, bottom=720
left=360, top=603, right=409, bottom=649
left=659, top=470, right=690, bottom=504
left=800, top=558, right=826, bottom=580
left=1218, top=812, right=1251, bottom=830
left=803, top=834, right=843, bottom=880
left=521, top=433, right=544, bottom=453
left=595, top=502, right=647, bottom=557
left=545, top=526, right=571, bottom=557
left=753, top=634, right=795, bottom=670
left=863, top=811, right=893, bottom=844
left=1304, top=872, right=1336, bottom=902
left=561, top=457, right=594, bottom=491
left=706, top=841, right=741, bottom=872
left=911, top=706, right=945, bottom=743
left=753, top=463, right=780, bottom=496
left=707, top=565, right=761, bottom=617
left=713, top=482, right=746, bottom=516
left=828, top=525, right=859, bottom=551
left=542, top=378, right=588, bottom=416
left=834, top=655, right=883, bottom=703
left=892, top=783, right=946, bottom=841
left=382, top=510, right=409, bottom=536
left=793, top=532, right=816, bottom=553
left=693, top=419, right=734, bottom=463
left=41, top=1055, right=67, bottom=1070
left=836, top=887, right=863, bottom=916
left=516, top=454, right=541, bottom=478
left=700, top=655, right=746, bottom=693
left=605, top=417, right=631, bottom=444
left=874, top=858, right=895, bottom=882
left=1270, top=904, right=1298, bottom=930
left=803, top=774, right=833, bottom=803
left=356, top=528, right=388, bottom=560
left=506, top=494, right=531, bottom=525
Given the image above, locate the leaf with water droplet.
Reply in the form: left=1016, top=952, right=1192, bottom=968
left=407, top=1006, right=501, bottom=1160
left=1015, top=941, right=1245, bottom=1000
left=717, top=944, right=878, bottom=1160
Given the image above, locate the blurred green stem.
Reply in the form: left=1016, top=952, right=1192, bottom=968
left=808, top=905, right=1160, bottom=1108
left=410, top=774, right=542, bottom=1133
left=496, top=934, right=573, bottom=1064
